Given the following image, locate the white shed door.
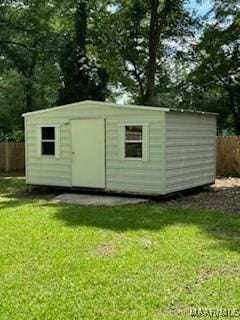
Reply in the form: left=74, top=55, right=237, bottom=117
left=71, top=119, right=105, bottom=188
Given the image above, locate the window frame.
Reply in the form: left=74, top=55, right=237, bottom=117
left=37, top=125, right=60, bottom=158
left=118, top=123, right=149, bottom=162
left=124, top=125, right=143, bottom=160
left=41, top=126, right=55, bottom=156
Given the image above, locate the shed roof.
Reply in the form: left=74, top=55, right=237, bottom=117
left=22, top=100, right=218, bottom=117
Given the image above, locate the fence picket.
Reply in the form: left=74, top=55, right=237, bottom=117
left=216, top=136, right=240, bottom=177
left=0, top=142, right=25, bottom=172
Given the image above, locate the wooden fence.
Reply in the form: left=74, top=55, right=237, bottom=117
left=0, top=142, right=25, bottom=172
left=216, top=136, right=240, bottom=177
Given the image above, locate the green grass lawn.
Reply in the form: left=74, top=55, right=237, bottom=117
left=0, top=177, right=240, bottom=319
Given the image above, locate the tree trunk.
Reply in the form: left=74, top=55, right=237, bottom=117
left=142, top=0, right=159, bottom=106
left=25, top=80, right=33, bottom=112
left=142, top=0, right=175, bottom=106
left=23, top=52, right=37, bottom=112
left=234, top=122, right=240, bottom=135
left=228, top=89, right=240, bottom=134
left=76, top=0, right=87, bottom=51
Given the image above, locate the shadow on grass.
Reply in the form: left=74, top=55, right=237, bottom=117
left=52, top=202, right=240, bottom=253
left=0, top=176, right=57, bottom=209
left=0, top=196, right=53, bottom=210
left=1, top=191, right=240, bottom=254
left=1, top=176, right=240, bottom=254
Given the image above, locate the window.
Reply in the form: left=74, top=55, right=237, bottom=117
left=41, top=127, right=55, bottom=155
left=125, top=125, right=143, bottom=158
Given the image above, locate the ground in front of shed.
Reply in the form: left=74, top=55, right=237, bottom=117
left=0, top=176, right=240, bottom=320
left=54, top=193, right=149, bottom=206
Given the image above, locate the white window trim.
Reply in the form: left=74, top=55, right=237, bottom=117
left=118, top=124, right=149, bottom=161
left=37, top=125, right=60, bottom=159
left=125, top=126, right=143, bottom=160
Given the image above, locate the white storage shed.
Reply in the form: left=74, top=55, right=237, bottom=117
left=23, top=100, right=217, bottom=195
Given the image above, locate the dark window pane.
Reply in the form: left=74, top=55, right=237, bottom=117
left=125, top=126, right=142, bottom=141
left=42, top=127, right=55, bottom=140
left=42, top=142, right=55, bottom=155
left=125, top=142, right=142, bottom=158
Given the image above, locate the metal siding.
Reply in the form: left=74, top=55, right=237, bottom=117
left=106, top=117, right=164, bottom=194
left=25, top=103, right=165, bottom=194
left=24, top=117, right=29, bottom=183
left=165, top=112, right=217, bottom=194
left=26, top=121, right=72, bottom=187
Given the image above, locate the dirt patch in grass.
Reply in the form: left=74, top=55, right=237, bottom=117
left=165, top=178, right=240, bottom=214
left=93, top=244, right=116, bottom=257
left=185, top=265, right=240, bottom=294
left=139, top=237, right=154, bottom=250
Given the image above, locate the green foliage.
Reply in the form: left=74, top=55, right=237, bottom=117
left=0, top=0, right=239, bottom=133
left=0, top=0, right=62, bottom=134
left=0, top=69, right=25, bottom=132
left=91, top=0, right=196, bottom=105
left=180, top=0, right=240, bottom=133
left=0, top=129, right=24, bottom=142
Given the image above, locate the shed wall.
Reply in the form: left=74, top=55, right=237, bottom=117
left=165, top=112, right=216, bottom=193
left=25, top=103, right=165, bottom=194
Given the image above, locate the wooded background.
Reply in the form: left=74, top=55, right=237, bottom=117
left=0, top=0, right=239, bottom=139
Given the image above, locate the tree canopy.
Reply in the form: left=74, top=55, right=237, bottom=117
left=0, top=0, right=239, bottom=135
